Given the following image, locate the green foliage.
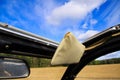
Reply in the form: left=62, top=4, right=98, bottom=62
left=88, top=58, right=120, bottom=65
left=0, top=53, right=51, bottom=68
left=0, top=53, right=120, bottom=67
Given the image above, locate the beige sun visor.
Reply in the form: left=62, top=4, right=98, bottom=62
left=51, top=32, right=85, bottom=65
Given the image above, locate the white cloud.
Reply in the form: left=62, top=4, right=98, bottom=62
left=77, top=30, right=99, bottom=42
left=100, top=0, right=120, bottom=27
left=46, top=0, right=106, bottom=26
left=82, top=23, right=88, bottom=29
left=81, top=18, right=98, bottom=29
left=90, top=19, right=98, bottom=25
left=106, top=3, right=120, bottom=27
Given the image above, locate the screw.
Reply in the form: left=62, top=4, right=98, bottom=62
left=5, top=45, right=9, bottom=49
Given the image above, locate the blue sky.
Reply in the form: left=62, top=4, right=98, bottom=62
left=0, top=0, right=120, bottom=60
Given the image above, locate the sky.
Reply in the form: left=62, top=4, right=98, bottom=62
left=0, top=0, right=120, bottom=60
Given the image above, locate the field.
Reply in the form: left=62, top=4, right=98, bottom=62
left=17, top=64, right=120, bottom=80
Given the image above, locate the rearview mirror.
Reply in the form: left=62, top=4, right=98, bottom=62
left=0, top=57, right=30, bottom=79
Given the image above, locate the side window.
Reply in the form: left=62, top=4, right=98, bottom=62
left=88, top=51, right=120, bottom=65
left=97, top=51, right=120, bottom=61
left=77, top=51, right=120, bottom=80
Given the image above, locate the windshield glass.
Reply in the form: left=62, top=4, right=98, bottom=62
left=0, top=51, right=120, bottom=80
left=0, top=53, right=67, bottom=79
left=97, top=51, right=120, bottom=60
left=0, top=0, right=120, bottom=80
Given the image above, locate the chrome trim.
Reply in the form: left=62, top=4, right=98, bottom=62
left=0, top=22, right=59, bottom=47
left=83, top=25, right=120, bottom=43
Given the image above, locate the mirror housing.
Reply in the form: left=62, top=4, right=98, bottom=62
left=0, top=57, right=30, bottom=79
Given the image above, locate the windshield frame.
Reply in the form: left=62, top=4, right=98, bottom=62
left=61, top=24, right=120, bottom=80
